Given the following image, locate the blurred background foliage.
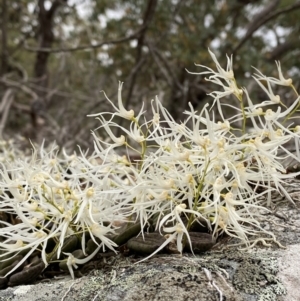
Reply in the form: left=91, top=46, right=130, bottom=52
left=0, top=0, right=299, bottom=151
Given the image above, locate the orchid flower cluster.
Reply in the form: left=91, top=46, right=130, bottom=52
left=0, top=50, right=300, bottom=280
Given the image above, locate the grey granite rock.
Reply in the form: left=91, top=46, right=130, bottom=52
left=1, top=181, right=300, bottom=301
left=0, top=246, right=296, bottom=301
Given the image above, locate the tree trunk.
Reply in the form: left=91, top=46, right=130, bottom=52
left=0, top=0, right=8, bottom=75
left=32, top=0, right=67, bottom=140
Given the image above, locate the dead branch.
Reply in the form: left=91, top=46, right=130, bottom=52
left=0, top=77, right=103, bottom=103
left=0, top=89, right=14, bottom=137
left=24, top=23, right=150, bottom=53
left=233, top=0, right=300, bottom=54
left=0, top=78, right=38, bottom=101
left=266, top=39, right=298, bottom=61
left=148, top=43, right=184, bottom=91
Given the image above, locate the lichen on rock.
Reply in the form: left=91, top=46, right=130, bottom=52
left=71, top=247, right=286, bottom=301
left=200, top=249, right=286, bottom=301
left=78, top=254, right=240, bottom=301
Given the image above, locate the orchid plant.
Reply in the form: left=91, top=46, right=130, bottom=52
left=0, top=50, right=300, bottom=280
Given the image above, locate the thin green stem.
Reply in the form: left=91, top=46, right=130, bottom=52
left=283, top=85, right=300, bottom=123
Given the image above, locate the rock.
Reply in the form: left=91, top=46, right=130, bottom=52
left=0, top=246, right=296, bottom=301
left=278, top=244, right=300, bottom=301
left=1, top=181, right=300, bottom=300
